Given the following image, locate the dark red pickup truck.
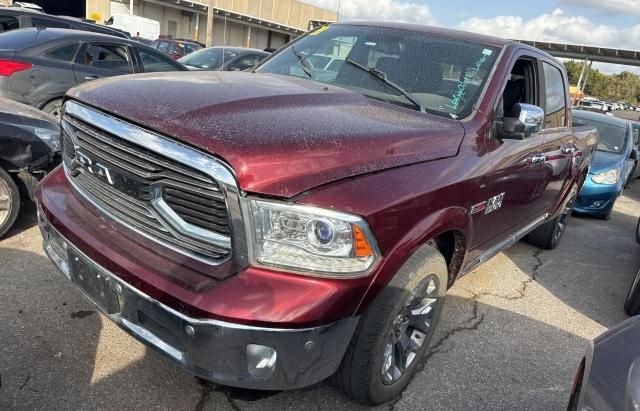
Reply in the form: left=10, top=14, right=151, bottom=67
left=36, top=22, right=597, bottom=404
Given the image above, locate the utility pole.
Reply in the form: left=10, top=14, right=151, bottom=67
left=581, top=60, right=594, bottom=95
left=206, top=0, right=214, bottom=47
left=129, top=0, right=134, bottom=15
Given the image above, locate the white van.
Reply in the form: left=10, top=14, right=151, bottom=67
left=105, top=14, right=160, bottom=40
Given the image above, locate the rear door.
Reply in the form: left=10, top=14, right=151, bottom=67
left=531, top=60, right=574, bottom=216
left=72, top=42, right=135, bottom=84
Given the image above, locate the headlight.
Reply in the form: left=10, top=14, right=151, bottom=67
left=246, top=200, right=379, bottom=277
left=591, top=168, right=620, bottom=184
left=34, top=127, right=61, bottom=153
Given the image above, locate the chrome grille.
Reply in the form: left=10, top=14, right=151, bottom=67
left=61, top=103, right=233, bottom=263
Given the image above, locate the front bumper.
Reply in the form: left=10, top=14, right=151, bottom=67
left=573, top=177, right=622, bottom=216
left=38, top=211, right=359, bottom=390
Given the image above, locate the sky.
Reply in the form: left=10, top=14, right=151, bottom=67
left=301, top=0, right=640, bottom=74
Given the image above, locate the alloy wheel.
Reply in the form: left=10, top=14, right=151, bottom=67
left=381, top=274, right=442, bottom=385
left=0, top=177, right=13, bottom=228
left=51, top=107, right=62, bottom=121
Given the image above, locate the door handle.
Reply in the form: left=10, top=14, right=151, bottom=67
left=530, top=154, right=547, bottom=164
left=84, top=76, right=99, bottom=81
left=561, top=146, right=576, bottom=155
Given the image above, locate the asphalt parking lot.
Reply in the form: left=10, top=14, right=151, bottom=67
left=1, top=180, right=639, bottom=410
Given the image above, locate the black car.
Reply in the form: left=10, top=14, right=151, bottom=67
left=568, top=315, right=640, bottom=411
left=0, top=97, right=59, bottom=238
left=178, top=46, right=270, bottom=71
left=0, top=6, right=129, bottom=38
left=624, top=217, right=640, bottom=316
left=0, top=28, right=187, bottom=118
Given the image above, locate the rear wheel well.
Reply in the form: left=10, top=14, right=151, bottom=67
left=427, top=230, right=466, bottom=288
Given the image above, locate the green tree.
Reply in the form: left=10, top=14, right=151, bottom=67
left=564, top=61, right=640, bottom=103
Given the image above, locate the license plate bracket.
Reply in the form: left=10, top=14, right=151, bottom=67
left=69, top=250, right=121, bottom=314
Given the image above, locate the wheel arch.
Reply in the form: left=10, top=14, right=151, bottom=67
left=354, top=206, right=471, bottom=316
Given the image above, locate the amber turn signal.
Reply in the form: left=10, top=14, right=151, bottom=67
left=354, top=225, right=373, bottom=257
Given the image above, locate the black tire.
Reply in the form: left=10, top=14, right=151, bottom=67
left=526, top=192, right=576, bottom=250
left=333, top=244, right=447, bottom=404
left=624, top=266, right=640, bottom=316
left=0, top=167, right=20, bottom=239
left=42, top=98, right=63, bottom=120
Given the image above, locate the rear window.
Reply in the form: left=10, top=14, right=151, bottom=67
left=0, top=15, right=19, bottom=33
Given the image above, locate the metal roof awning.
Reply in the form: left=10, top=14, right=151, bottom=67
left=143, top=0, right=307, bottom=36
left=514, top=39, right=640, bottom=67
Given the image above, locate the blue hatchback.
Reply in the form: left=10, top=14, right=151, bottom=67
left=572, top=110, right=637, bottom=219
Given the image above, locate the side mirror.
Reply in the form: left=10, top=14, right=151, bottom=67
left=499, top=103, right=545, bottom=140
left=631, top=149, right=640, bottom=160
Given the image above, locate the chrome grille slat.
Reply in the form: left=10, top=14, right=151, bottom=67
left=61, top=108, right=233, bottom=263
left=65, top=115, right=218, bottom=186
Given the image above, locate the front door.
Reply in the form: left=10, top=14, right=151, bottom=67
left=471, top=55, right=546, bottom=253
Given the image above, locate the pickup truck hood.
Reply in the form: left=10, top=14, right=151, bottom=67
left=590, top=150, right=625, bottom=174
left=66, top=72, right=465, bottom=197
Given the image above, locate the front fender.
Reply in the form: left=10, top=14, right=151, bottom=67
left=354, top=206, right=471, bottom=316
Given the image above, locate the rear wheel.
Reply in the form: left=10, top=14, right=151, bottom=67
left=624, top=266, right=640, bottom=316
left=526, top=192, right=576, bottom=250
left=334, top=244, right=447, bottom=404
left=0, top=167, right=20, bottom=238
left=42, top=99, right=63, bottom=120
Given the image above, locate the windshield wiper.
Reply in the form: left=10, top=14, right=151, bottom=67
left=344, top=58, right=425, bottom=113
left=291, top=46, right=314, bottom=79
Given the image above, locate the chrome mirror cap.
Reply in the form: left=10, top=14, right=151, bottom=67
left=516, top=103, right=545, bottom=137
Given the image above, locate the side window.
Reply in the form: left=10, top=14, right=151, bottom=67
left=154, top=41, right=169, bottom=53
left=227, top=54, right=261, bottom=71
left=499, top=58, right=537, bottom=119
left=543, top=62, right=567, bottom=129
left=84, top=44, right=133, bottom=74
left=44, top=43, right=79, bottom=62
left=138, top=50, right=178, bottom=72
left=31, top=17, right=72, bottom=29
left=0, top=15, right=19, bottom=32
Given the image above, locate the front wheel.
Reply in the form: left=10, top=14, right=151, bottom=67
left=624, top=266, right=640, bottom=316
left=0, top=167, right=20, bottom=238
left=42, top=98, right=63, bottom=120
left=333, top=244, right=447, bottom=404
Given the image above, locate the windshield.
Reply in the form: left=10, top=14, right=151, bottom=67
left=576, top=117, right=628, bottom=154
left=256, top=24, right=500, bottom=118
left=179, top=48, right=237, bottom=69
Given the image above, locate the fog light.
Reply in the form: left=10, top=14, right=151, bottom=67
left=592, top=201, right=603, bottom=207
left=247, top=344, right=277, bottom=378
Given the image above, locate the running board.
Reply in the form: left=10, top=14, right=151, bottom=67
left=462, top=214, right=549, bottom=274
